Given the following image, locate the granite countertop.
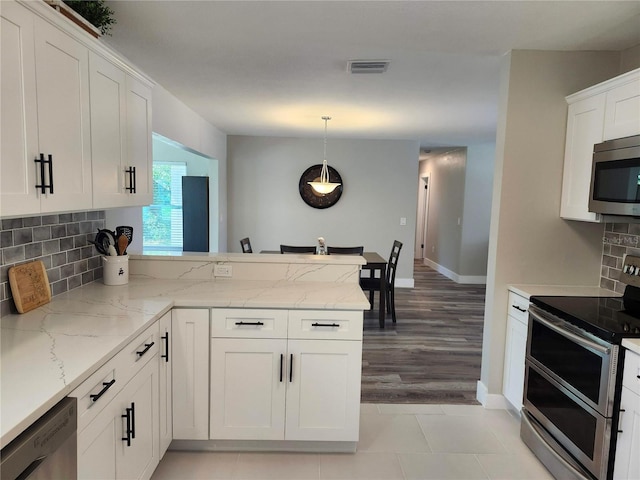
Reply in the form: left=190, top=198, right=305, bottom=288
left=508, top=284, right=620, bottom=299
left=0, top=277, right=369, bottom=448
left=622, top=338, right=640, bottom=356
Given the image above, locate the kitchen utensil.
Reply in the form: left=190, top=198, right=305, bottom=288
left=91, top=229, right=116, bottom=256
left=8, top=260, right=51, bottom=313
left=117, top=235, right=128, bottom=256
left=108, top=245, right=118, bottom=256
left=115, top=226, right=133, bottom=254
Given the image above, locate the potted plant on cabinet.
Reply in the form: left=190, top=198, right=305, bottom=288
left=45, top=0, right=116, bottom=37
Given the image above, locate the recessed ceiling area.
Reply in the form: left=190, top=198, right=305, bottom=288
left=104, top=1, right=640, bottom=148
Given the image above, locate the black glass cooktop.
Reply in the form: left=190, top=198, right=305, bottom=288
left=530, top=295, right=640, bottom=343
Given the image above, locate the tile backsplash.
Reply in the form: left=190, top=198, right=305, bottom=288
left=601, top=222, right=640, bottom=293
left=1, top=211, right=106, bottom=317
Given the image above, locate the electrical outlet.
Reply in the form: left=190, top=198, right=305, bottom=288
left=214, top=264, right=233, bottom=277
left=400, top=217, right=407, bottom=226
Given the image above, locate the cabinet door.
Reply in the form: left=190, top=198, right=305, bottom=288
left=604, top=77, right=640, bottom=140
left=613, top=387, right=640, bottom=480
left=33, top=16, right=92, bottom=213
left=158, top=312, right=172, bottom=455
left=172, top=309, right=209, bottom=440
left=0, top=1, right=40, bottom=216
left=125, top=76, right=153, bottom=206
left=502, top=315, right=528, bottom=411
left=78, top=399, right=118, bottom=480
left=560, top=94, right=605, bottom=222
left=90, top=51, right=127, bottom=208
left=285, top=339, right=361, bottom=441
left=116, top=358, right=159, bottom=480
left=210, top=338, right=287, bottom=440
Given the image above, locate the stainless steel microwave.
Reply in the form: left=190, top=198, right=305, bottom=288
left=589, top=134, right=640, bottom=217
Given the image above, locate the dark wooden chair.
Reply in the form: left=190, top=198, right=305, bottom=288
left=280, top=245, right=317, bottom=254
left=240, top=237, right=253, bottom=253
left=327, top=246, right=364, bottom=255
left=360, top=240, right=403, bottom=323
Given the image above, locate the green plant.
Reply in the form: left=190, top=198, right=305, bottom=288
left=63, top=0, right=116, bottom=36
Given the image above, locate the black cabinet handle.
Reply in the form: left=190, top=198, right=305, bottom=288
left=235, top=321, right=264, bottom=326
left=125, top=166, right=136, bottom=193
left=89, top=379, right=116, bottom=402
left=512, top=305, right=527, bottom=313
left=34, top=154, right=54, bottom=194
left=121, top=404, right=133, bottom=446
left=161, top=332, right=169, bottom=363
left=289, top=354, right=293, bottom=382
left=311, top=322, right=340, bottom=327
left=136, top=341, right=154, bottom=358
left=130, top=402, right=136, bottom=439
left=280, top=354, right=283, bottom=382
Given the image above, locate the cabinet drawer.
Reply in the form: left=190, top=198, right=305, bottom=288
left=211, top=308, right=288, bottom=338
left=623, top=350, right=640, bottom=397
left=508, top=291, right=529, bottom=324
left=288, top=310, right=363, bottom=340
left=71, top=321, right=159, bottom=432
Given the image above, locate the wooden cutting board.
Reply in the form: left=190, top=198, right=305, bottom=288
left=8, top=260, right=52, bottom=313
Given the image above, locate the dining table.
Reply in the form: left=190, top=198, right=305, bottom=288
left=259, top=250, right=388, bottom=328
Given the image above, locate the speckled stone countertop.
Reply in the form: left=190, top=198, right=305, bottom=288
left=0, top=276, right=369, bottom=448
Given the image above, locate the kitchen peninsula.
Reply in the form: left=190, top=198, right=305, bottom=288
left=1, top=253, right=369, bottom=478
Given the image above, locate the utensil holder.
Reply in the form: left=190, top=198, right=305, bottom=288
left=103, top=255, right=129, bottom=285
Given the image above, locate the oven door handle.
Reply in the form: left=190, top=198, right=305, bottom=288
left=529, top=308, right=610, bottom=355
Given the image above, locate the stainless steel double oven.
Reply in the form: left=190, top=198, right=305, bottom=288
left=521, top=302, right=621, bottom=480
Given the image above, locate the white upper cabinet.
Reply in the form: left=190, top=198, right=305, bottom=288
left=1, top=0, right=153, bottom=217
left=560, top=68, right=640, bottom=223
left=1, top=1, right=92, bottom=216
left=90, top=53, right=153, bottom=208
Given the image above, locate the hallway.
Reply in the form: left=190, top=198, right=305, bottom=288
left=361, top=261, right=486, bottom=404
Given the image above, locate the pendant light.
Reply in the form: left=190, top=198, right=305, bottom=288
left=308, top=116, right=341, bottom=194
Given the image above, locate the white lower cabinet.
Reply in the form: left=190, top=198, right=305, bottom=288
left=209, top=308, right=363, bottom=442
left=158, top=312, right=172, bottom=455
left=614, top=350, right=640, bottom=480
left=171, top=308, right=210, bottom=440
left=75, top=322, right=160, bottom=480
left=502, top=290, right=529, bottom=411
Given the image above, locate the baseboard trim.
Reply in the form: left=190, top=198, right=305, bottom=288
left=422, top=258, right=486, bottom=285
left=476, top=380, right=511, bottom=409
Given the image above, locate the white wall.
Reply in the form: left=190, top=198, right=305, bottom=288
left=460, top=143, right=495, bottom=279
left=227, top=135, right=420, bottom=283
left=479, top=50, right=622, bottom=407
left=106, top=84, right=228, bottom=252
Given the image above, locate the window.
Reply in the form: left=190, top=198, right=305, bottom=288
left=142, top=162, right=187, bottom=251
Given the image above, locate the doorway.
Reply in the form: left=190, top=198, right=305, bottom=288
left=414, top=175, right=430, bottom=260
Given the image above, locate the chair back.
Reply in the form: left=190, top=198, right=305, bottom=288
left=386, top=240, right=403, bottom=285
left=327, top=246, right=364, bottom=255
left=280, top=245, right=317, bottom=254
left=240, top=237, right=253, bottom=253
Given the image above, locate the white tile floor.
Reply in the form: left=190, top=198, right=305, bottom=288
left=151, top=404, right=554, bottom=480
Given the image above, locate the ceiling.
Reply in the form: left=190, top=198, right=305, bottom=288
left=104, top=1, right=640, bottom=149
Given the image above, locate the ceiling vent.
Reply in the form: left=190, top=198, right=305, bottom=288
left=348, top=60, right=389, bottom=74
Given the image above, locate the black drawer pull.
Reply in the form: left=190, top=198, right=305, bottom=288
left=161, top=332, right=169, bottom=363
left=512, top=305, right=527, bottom=313
left=311, top=322, right=340, bottom=328
left=280, top=354, right=284, bottom=382
left=235, top=321, right=264, bottom=326
left=89, top=379, right=116, bottom=402
left=130, top=402, right=136, bottom=439
left=136, top=342, right=154, bottom=358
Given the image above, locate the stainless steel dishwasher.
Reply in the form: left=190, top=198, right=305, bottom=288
left=1, top=397, right=77, bottom=480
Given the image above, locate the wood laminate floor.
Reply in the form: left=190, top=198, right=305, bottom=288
left=361, top=260, right=486, bottom=405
